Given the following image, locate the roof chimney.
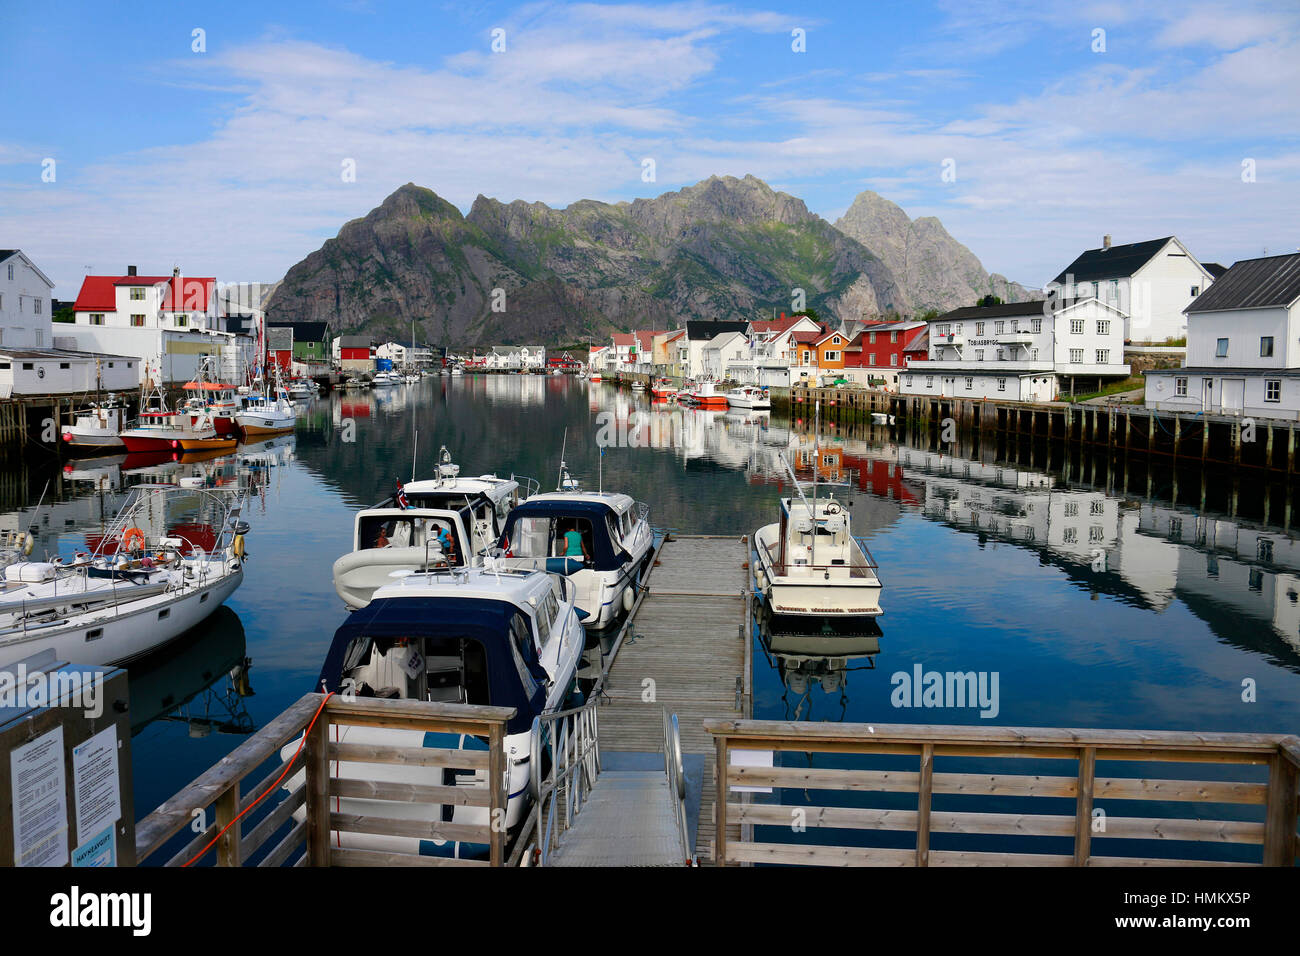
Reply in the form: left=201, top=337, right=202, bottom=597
left=127, top=265, right=136, bottom=276
left=1103, top=235, right=1112, bottom=250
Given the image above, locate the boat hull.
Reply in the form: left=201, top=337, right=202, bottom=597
left=62, top=431, right=126, bottom=450
left=0, top=566, right=244, bottom=669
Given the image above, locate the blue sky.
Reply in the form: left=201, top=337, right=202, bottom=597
left=2, top=0, right=1298, bottom=298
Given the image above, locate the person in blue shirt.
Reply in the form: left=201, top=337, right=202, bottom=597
left=562, top=522, right=589, bottom=563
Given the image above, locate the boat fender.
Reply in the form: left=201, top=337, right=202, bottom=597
left=232, top=534, right=246, bottom=559
left=622, top=586, right=635, bottom=611
left=22, top=532, right=34, bottom=556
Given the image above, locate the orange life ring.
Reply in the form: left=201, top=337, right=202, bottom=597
left=122, top=527, right=146, bottom=551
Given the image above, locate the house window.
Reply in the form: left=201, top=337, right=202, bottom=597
left=1190, top=286, right=1199, bottom=297
left=35, top=330, right=43, bottom=347
left=995, top=321, right=1005, bottom=334
left=802, top=350, right=810, bottom=364
left=824, top=351, right=839, bottom=363
left=1265, top=379, right=1281, bottom=402
left=868, top=332, right=876, bottom=344
left=964, top=377, right=973, bottom=389
left=1031, top=348, right=1039, bottom=360
left=868, top=354, right=876, bottom=366
left=33, top=298, right=42, bottom=315
left=832, top=336, right=841, bottom=345
left=1175, top=376, right=1187, bottom=396
left=90, top=314, right=104, bottom=325
left=59, top=362, right=69, bottom=369
left=1070, top=349, right=1084, bottom=363
left=905, top=375, right=913, bottom=387
left=131, top=314, right=145, bottom=327
left=21, top=363, right=33, bottom=370
left=1261, top=336, right=1274, bottom=357
left=1032, top=319, right=1041, bottom=333
left=1070, top=319, right=1084, bottom=334
left=926, top=376, right=934, bottom=388
left=974, top=322, right=984, bottom=335
left=890, top=331, right=898, bottom=343
left=975, top=349, right=984, bottom=361
left=997, top=378, right=1006, bottom=392
left=6, top=264, right=11, bottom=280
left=130, top=287, right=146, bottom=300
left=996, top=348, right=1004, bottom=360
left=1097, top=319, right=1109, bottom=335
left=890, top=354, right=898, bottom=366
left=1216, top=338, right=1228, bottom=357
left=175, top=315, right=188, bottom=327
left=1096, top=349, right=1109, bottom=364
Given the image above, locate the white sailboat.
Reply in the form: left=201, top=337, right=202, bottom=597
left=0, top=486, right=248, bottom=668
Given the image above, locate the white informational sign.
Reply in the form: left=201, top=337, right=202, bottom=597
left=72, top=725, right=121, bottom=846
left=11, top=726, right=69, bottom=867
left=728, top=748, right=775, bottom=794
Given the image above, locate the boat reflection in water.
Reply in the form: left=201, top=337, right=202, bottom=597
left=124, top=606, right=256, bottom=737
left=755, top=600, right=881, bottom=722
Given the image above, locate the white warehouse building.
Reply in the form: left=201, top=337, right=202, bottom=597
left=1144, top=253, right=1300, bottom=420
left=901, top=298, right=1130, bottom=402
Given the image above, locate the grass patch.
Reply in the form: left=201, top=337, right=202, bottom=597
left=1066, top=376, right=1144, bottom=403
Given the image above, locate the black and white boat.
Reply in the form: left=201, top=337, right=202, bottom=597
left=287, top=564, right=585, bottom=860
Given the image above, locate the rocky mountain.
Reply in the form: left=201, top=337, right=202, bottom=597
left=833, top=191, right=1037, bottom=313
left=266, top=175, right=1028, bottom=345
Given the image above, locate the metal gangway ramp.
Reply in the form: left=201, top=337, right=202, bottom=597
left=519, top=534, right=750, bottom=866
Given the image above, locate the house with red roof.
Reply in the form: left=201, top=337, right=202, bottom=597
left=65, top=265, right=254, bottom=384
left=843, top=319, right=929, bottom=390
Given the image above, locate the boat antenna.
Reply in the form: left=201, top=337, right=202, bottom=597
left=812, top=399, right=819, bottom=568
left=412, top=428, right=419, bottom=483
left=557, top=427, right=568, bottom=491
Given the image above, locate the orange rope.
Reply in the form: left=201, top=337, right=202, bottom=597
left=183, top=692, right=334, bottom=867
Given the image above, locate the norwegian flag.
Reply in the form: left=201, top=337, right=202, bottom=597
left=395, top=480, right=409, bottom=510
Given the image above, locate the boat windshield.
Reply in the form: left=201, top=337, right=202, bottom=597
left=358, top=514, right=464, bottom=564
left=507, top=515, right=595, bottom=560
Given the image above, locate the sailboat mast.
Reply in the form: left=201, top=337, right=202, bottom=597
left=812, top=399, right=819, bottom=568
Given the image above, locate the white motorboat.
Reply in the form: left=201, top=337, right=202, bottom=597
left=726, top=385, right=771, bottom=410
left=630, top=379, right=646, bottom=391
left=286, top=379, right=316, bottom=399
left=331, top=448, right=534, bottom=610
left=752, top=480, right=882, bottom=619
left=286, top=564, right=585, bottom=860
left=62, top=397, right=128, bottom=451
left=497, top=467, right=653, bottom=629
left=371, top=370, right=401, bottom=387
left=0, top=485, right=248, bottom=668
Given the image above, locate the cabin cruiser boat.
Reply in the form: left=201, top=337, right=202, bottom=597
left=496, top=470, right=653, bottom=629
left=753, top=490, right=882, bottom=619
left=286, top=565, right=584, bottom=860
left=286, top=379, right=316, bottom=399
left=726, top=385, right=770, bottom=410
left=451, top=366, right=465, bottom=376
left=332, top=448, right=534, bottom=609
left=371, top=370, right=401, bottom=387
left=0, top=485, right=247, bottom=668
left=236, top=386, right=296, bottom=437
left=62, top=397, right=128, bottom=451
left=630, top=379, right=646, bottom=391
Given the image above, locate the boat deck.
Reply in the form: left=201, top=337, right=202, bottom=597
left=600, top=534, right=751, bottom=863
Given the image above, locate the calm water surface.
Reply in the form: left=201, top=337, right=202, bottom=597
left=7, top=374, right=1300, bottom=835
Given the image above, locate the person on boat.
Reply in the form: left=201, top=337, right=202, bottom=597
left=434, top=523, right=456, bottom=562
left=562, top=523, right=589, bottom=564
left=374, top=524, right=391, bottom=548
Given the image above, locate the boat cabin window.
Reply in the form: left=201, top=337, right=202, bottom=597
left=359, top=515, right=463, bottom=563
left=533, top=590, right=561, bottom=645
left=508, top=516, right=595, bottom=560
left=340, top=635, right=489, bottom=704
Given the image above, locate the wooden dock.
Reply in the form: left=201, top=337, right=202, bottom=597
left=600, top=534, right=751, bottom=863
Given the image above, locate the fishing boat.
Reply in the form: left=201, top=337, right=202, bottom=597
left=235, top=385, right=296, bottom=437
left=286, top=379, right=316, bottom=399
left=62, top=397, right=128, bottom=451
left=179, top=377, right=241, bottom=436
left=650, top=378, right=678, bottom=401
left=630, top=379, right=646, bottom=391
left=118, top=403, right=237, bottom=453
left=680, top=378, right=728, bottom=408
left=726, top=385, right=771, bottom=410
left=286, top=564, right=585, bottom=860
left=331, top=448, right=534, bottom=610
left=496, top=464, right=652, bottom=629
left=752, top=455, right=883, bottom=619
left=588, top=371, right=602, bottom=382
left=0, top=485, right=248, bottom=668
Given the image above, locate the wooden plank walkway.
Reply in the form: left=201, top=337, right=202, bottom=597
left=601, top=534, right=751, bottom=863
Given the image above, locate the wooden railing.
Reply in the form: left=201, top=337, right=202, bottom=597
left=136, top=693, right=515, bottom=867
left=707, top=720, right=1300, bottom=867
